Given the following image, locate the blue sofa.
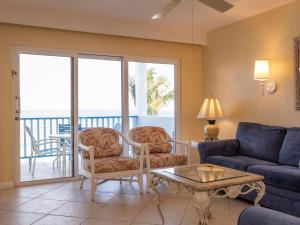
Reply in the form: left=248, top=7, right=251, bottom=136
left=198, top=122, right=300, bottom=217
left=238, top=207, right=300, bottom=225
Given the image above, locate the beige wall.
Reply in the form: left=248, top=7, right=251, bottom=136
left=0, top=23, right=202, bottom=184
left=202, top=0, right=300, bottom=139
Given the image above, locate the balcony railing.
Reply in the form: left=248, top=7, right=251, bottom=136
left=20, top=115, right=138, bottom=158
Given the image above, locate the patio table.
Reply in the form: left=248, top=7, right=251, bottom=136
left=49, top=134, right=71, bottom=174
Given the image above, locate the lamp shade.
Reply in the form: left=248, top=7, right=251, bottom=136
left=197, top=97, right=224, bottom=120
left=254, top=60, right=270, bottom=81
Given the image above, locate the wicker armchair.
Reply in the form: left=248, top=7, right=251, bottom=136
left=79, top=127, right=146, bottom=200
left=128, top=126, right=190, bottom=192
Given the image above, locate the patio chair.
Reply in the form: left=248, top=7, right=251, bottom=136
left=128, top=126, right=191, bottom=192
left=25, top=126, right=63, bottom=176
left=79, top=127, right=146, bottom=200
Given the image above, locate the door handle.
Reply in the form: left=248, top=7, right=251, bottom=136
left=15, top=96, right=21, bottom=114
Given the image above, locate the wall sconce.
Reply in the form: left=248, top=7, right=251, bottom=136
left=254, top=60, right=277, bottom=95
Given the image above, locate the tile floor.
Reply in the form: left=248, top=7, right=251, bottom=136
left=0, top=178, right=251, bottom=225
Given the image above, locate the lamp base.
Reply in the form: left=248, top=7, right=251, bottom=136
left=204, top=120, right=219, bottom=141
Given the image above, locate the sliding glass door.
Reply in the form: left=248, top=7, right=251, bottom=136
left=14, top=50, right=179, bottom=185
left=17, top=53, right=74, bottom=182
left=78, top=56, right=122, bottom=172
left=128, top=61, right=176, bottom=139
left=78, top=56, right=122, bottom=130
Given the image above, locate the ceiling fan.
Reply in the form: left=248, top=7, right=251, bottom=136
left=152, top=0, right=234, bottom=20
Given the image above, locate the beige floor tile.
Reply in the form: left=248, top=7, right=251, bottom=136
left=37, top=189, right=82, bottom=201
left=0, top=197, right=32, bottom=210
left=134, top=205, right=184, bottom=225
left=82, top=219, right=131, bottom=225
left=0, top=186, right=51, bottom=198
left=148, top=196, right=190, bottom=211
left=33, top=215, right=85, bottom=225
left=58, top=180, right=89, bottom=191
left=69, top=191, right=117, bottom=204
left=131, top=223, right=154, bottom=225
left=119, top=183, right=144, bottom=195
left=0, top=189, right=19, bottom=201
left=108, top=193, right=151, bottom=207
left=16, top=198, right=66, bottom=214
left=34, top=182, right=65, bottom=189
left=89, top=204, right=143, bottom=222
left=0, top=210, right=45, bottom=225
left=50, top=202, right=102, bottom=218
left=182, top=198, right=231, bottom=225
left=229, top=199, right=251, bottom=225
left=96, top=181, right=131, bottom=193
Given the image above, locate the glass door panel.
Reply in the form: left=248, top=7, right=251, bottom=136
left=128, top=61, right=176, bottom=148
left=78, top=56, right=122, bottom=172
left=19, top=54, right=73, bottom=182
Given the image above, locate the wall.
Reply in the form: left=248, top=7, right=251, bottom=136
left=202, top=0, right=300, bottom=139
left=0, top=23, right=203, bottom=185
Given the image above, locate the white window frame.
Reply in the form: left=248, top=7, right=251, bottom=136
left=11, top=47, right=181, bottom=186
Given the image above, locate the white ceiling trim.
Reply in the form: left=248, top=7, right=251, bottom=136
left=0, top=3, right=207, bottom=45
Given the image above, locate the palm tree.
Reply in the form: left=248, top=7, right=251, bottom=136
left=129, top=68, right=174, bottom=115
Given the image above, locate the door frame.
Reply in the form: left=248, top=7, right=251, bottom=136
left=12, top=48, right=80, bottom=186
left=11, top=47, right=181, bottom=186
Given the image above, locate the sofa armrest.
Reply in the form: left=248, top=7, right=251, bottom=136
left=238, top=207, right=300, bottom=225
left=198, top=139, right=239, bottom=163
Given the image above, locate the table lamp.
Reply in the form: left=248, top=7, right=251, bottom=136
left=197, top=97, right=224, bottom=141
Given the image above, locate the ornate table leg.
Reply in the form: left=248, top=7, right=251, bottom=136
left=193, top=191, right=211, bottom=225
left=150, top=176, right=165, bottom=225
left=254, top=181, right=266, bottom=206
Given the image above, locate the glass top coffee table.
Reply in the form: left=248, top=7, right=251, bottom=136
left=150, top=164, right=265, bottom=225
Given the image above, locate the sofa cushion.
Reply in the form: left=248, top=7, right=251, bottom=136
left=236, top=122, right=286, bottom=162
left=279, top=128, right=300, bottom=166
left=238, top=207, right=300, bottom=225
left=206, top=155, right=278, bottom=171
left=247, top=165, right=300, bottom=192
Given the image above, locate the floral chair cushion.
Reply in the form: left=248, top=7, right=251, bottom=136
left=147, top=153, right=187, bottom=168
left=130, top=126, right=172, bottom=154
left=80, top=128, right=122, bottom=159
left=83, top=156, right=140, bottom=174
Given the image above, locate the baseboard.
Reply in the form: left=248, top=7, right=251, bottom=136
left=0, top=182, right=14, bottom=190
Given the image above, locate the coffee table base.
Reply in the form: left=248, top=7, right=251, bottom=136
left=150, top=177, right=265, bottom=225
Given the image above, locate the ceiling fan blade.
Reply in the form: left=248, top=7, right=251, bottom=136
left=151, top=0, right=181, bottom=20
left=198, top=0, right=233, bottom=12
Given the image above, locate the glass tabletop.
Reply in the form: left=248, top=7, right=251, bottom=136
left=164, top=164, right=249, bottom=183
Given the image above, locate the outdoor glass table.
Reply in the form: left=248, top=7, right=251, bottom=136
left=49, top=134, right=71, bottom=174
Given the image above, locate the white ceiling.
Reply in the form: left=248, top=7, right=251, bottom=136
left=0, top=0, right=295, bottom=45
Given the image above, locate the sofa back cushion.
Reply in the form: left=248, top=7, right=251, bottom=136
left=279, top=128, right=300, bottom=166
left=80, top=128, right=122, bottom=159
left=129, top=126, right=172, bottom=154
left=236, top=122, right=286, bottom=162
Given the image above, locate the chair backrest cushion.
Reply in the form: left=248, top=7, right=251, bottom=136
left=279, top=128, right=300, bottom=166
left=236, top=122, right=286, bottom=162
left=129, top=126, right=172, bottom=154
left=80, top=128, right=122, bottom=159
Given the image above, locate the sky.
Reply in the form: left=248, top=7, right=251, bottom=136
left=20, top=54, right=175, bottom=117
